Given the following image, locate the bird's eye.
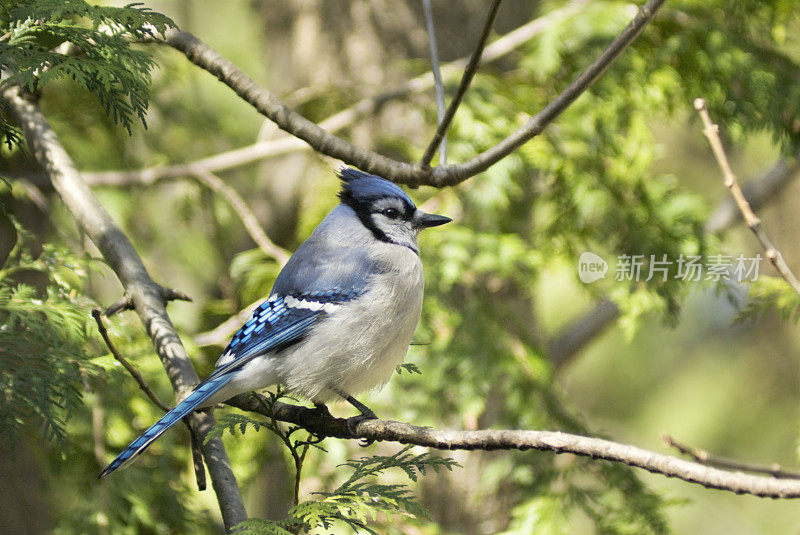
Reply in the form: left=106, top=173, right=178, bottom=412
left=381, top=207, right=400, bottom=219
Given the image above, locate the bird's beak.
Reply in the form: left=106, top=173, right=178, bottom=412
left=413, top=210, right=452, bottom=229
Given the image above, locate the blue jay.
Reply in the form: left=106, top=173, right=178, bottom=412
left=100, top=167, right=451, bottom=477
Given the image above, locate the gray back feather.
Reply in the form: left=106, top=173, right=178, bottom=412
left=271, top=205, right=380, bottom=297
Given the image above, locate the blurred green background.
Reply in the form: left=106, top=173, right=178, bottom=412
left=3, top=0, right=800, bottom=533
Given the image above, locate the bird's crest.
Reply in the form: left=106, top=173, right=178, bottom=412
left=337, top=167, right=414, bottom=209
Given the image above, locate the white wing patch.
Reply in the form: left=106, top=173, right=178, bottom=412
left=284, top=295, right=341, bottom=313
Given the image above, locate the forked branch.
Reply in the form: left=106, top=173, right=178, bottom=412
left=82, top=0, right=589, bottom=188
left=150, top=0, right=665, bottom=187
left=419, top=0, right=502, bottom=167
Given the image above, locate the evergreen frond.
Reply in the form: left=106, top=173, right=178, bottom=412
left=0, top=0, right=174, bottom=144
left=206, top=412, right=266, bottom=442
left=0, top=219, right=99, bottom=452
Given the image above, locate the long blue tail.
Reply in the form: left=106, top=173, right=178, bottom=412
left=99, top=373, right=234, bottom=478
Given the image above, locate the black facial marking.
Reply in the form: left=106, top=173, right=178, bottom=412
left=352, top=200, right=392, bottom=243
left=347, top=197, right=408, bottom=245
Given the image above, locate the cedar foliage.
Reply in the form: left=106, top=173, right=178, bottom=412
left=1, top=1, right=800, bottom=533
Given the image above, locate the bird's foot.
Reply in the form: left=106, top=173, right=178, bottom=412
left=302, top=403, right=333, bottom=444
left=332, top=389, right=379, bottom=446
left=345, top=412, right=378, bottom=447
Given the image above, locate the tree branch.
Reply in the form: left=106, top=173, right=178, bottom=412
left=1, top=88, right=248, bottom=530
left=80, top=1, right=589, bottom=188
left=548, top=298, right=620, bottom=369
left=104, top=284, right=192, bottom=317
left=192, top=0, right=663, bottom=362
left=427, top=0, right=667, bottom=186
left=696, top=97, right=800, bottom=298
left=156, top=27, right=422, bottom=183
left=190, top=166, right=291, bottom=264
left=92, top=307, right=209, bottom=490
left=419, top=0, right=502, bottom=167
left=664, top=435, right=800, bottom=480
left=226, top=394, right=800, bottom=499
left=136, top=0, right=662, bottom=188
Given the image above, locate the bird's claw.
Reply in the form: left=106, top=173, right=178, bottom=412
left=346, top=413, right=377, bottom=447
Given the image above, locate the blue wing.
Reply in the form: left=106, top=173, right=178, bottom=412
left=99, top=297, right=326, bottom=478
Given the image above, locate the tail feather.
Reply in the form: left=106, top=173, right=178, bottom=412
left=99, top=373, right=235, bottom=478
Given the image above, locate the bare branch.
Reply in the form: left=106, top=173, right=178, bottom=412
left=81, top=1, right=589, bottom=188
left=82, top=136, right=308, bottom=186
left=135, top=0, right=662, bottom=188
left=695, top=97, right=800, bottom=298
left=427, top=0, right=667, bottom=186
left=419, top=0, right=502, bottom=167
left=105, top=285, right=191, bottom=317
left=92, top=308, right=171, bottom=413
left=422, top=0, right=447, bottom=164
left=1, top=88, right=248, bottom=530
left=92, top=308, right=208, bottom=490
left=190, top=166, right=291, bottom=264
left=156, top=27, right=421, bottom=182
left=664, top=435, right=800, bottom=480
left=227, top=393, right=800, bottom=499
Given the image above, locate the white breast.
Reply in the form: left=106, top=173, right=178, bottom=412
left=275, top=243, right=424, bottom=402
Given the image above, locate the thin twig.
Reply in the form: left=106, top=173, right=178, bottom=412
left=419, top=0, right=502, bottom=167
left=105, top=285, right=191, bottom=317
left=92, top=309, right=171, bottom=413
left=190, top=166, right=291, bottom=265
left=104, top=295, right=133, bottom=316
left=422, top=0, right=447, bottom=164
left=706, top=149, right=800, bottom=233
left=695, top=97, right=800, bottom=298
left=664, top=435, right=800, bottom=480
left=429, top=0, right=667, bottom=186
left=159, top=285, right=193, bottom=304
